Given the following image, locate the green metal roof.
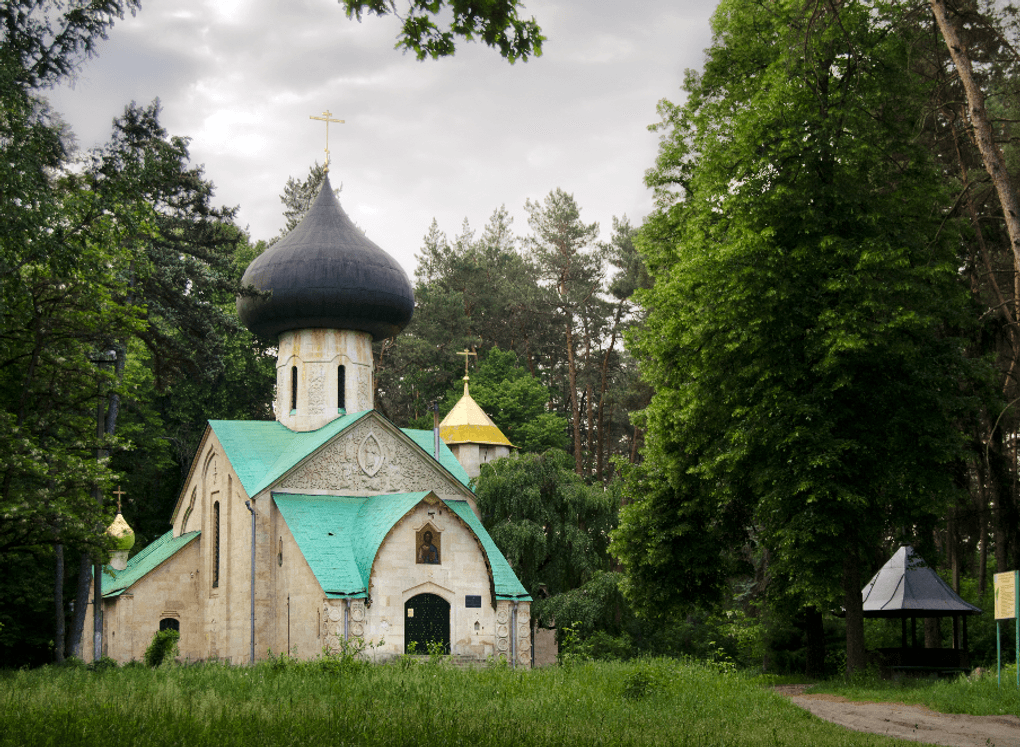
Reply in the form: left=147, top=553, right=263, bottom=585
left=102, top=530, right=201, bottom=598
left=446, top=500, right=530, bottom=600
left=402, top=429, right=472, bottom=488
left=209, top=411, right=369, bottom=496
left=208, top=415, right=472, bottom=498
left=274, top=492, right=530, bottom=601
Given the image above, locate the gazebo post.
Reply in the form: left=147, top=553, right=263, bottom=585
left=952, top=614, right=959, bottom=650
left=901, top=617, right=907, bottom=649
left=911, top=617, right=917, bottom=648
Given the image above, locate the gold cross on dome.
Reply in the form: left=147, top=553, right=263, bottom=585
left=457, top=348, right=477, bottom=377
left=309, top=109, right=345, bottom=172
left=112, top=485, right=126, bottom=512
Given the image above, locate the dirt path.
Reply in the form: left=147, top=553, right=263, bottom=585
left=774, top=685, right=1020, bottom=747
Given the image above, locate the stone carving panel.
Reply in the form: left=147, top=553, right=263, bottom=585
left=307, top=364, right=326, bottom=415
left=495, top=601, right=512, bottom=659
left=357, top=367, right=370, bottom=409
left=279, top=419, right=469, bottom=500
left=322, top=600, right=346, bottom=654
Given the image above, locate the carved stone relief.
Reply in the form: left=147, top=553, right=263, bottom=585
left=307, top=364, right=326, bottom=415
left=322, top=600, right=345, bottom=654
left=357, top=367, right=370, bottom=409
left=278, top=419, right=470, bottom=501
left=358, top=431, right=385, bottom=476
left=495, top=601, right=512, bottom=660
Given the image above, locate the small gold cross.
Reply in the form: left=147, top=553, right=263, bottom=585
left=112, top=485, right=126, bottom=513
left=457, top=348, right=477, bottom=377
left=309, top=109, right=345, bottom=172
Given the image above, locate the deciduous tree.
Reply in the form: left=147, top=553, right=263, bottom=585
left=614, top=0, right=981, bottom=674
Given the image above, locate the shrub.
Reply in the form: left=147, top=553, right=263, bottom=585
left=143, top=629, right=179, bottom=667
left=87, top=656, right=119, bottom=673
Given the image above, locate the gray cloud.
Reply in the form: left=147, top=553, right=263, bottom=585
left=48, top=0, right=718, bottom=274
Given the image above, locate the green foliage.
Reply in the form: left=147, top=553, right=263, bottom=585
left=416, top=347, right=568, bottom=452
left=340, top=0, right=543, bottom=62
left=87, top=656, right=119, bottom=673
left=378, top=207, right=548, bottom=426
left=616, top=0, right=985, bottom=655
left=143, top=629, right=179, bottom=668
left=475, top=450, right=615, bottom=611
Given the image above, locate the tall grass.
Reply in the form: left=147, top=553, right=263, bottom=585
left=0, top=658, right=935, bottom=746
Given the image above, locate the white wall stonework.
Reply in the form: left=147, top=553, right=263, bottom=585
left=87, top=539, right=203, bottom=663
left=364, top=501, right=499, bottom=661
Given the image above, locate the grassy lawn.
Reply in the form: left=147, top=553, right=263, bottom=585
left=0, top=657, right=941, bottom=747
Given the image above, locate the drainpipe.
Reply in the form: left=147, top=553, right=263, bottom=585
left=245, top=500, right=256, bottom=664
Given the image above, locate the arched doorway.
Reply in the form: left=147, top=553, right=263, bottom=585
left=404, top=593, right=450, bottom=654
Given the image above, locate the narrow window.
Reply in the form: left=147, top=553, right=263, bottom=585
left=291, top=365, right=298, bottom=412
left=338, top=365, right=346, bottom=411
left=212, top=501, right=220, bottom=588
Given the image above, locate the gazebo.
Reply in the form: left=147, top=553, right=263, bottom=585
left=862, top=546, right=982, bottom=672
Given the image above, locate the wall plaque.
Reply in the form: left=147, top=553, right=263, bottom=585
left=465, top=595, right=482, bottom=608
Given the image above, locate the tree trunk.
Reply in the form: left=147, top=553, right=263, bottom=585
left=54, top=542, right=65, bottom=663
left=565, top=316, right=582, bottom=474
left=924, top=617, right=942, bottom=649
left=805, top=606, right=825, bottom=678
left=68, top=554, right=91, bottom=658
left=585, top=381, right=594, bottom=477
left=843, top=553, right=867, bottom=676
left=931, top=0, right=1020, bottom=318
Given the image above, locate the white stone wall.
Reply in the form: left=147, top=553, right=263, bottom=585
left=449, top=442, right=510, bottom=479
left=362, top=501, right=497, bottom=660
left=276, top=328, right=374, bottom=431
left=266, top=498, right=332, bottom=659
left=88, top=539, right=203, bottom=663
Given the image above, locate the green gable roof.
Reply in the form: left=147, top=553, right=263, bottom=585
left=208, top=414, right=471, bottom=498
left=402, top=428, right=471, bottom=486
left=102, top=530, right=200, bottom=598
left=274, top=492, right=530, bottom=602
left=446, top=501, right=529, bottom=600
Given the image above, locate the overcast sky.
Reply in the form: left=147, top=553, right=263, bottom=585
left=47, top=0, right=718, bottom=277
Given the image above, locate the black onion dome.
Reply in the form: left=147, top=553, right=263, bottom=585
left=237, top=175, right=414, bottom=340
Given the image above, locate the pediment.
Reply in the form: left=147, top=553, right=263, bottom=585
left=273, top=413, right=475, bottom=505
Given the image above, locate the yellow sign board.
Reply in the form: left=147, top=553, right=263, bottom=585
left=994, top=571, right=1019, bottom=620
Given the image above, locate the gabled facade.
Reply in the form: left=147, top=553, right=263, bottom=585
left=88, top=411, right=531, bottom=664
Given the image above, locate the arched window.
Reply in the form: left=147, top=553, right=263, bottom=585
left=291, top=365, right=298, bottom=412
left=159, top=618, right=180, bottom=632
left=338, top=364, right=346, bottom=412
left=212, top=501, right=220, bottom=588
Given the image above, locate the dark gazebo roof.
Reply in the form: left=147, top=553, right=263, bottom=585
left=862, top=546, right=982, bottom=618
left=237, top=175, right=414, bottom=341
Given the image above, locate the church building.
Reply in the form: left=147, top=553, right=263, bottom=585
left=84, top=172, right=533, bottom=666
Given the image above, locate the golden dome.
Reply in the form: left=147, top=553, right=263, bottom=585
left=439, top=378, right=513, bottom=447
